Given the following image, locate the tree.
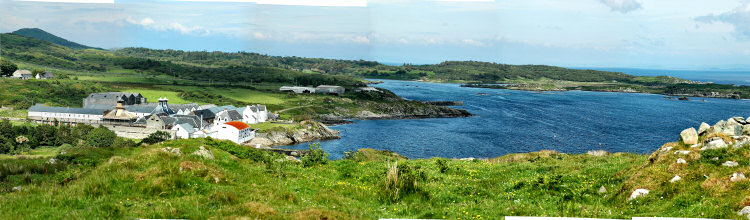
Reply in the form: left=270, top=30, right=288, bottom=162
left=32, top=69, right=45, bottom=75
left=85, top=126, right=116, bottom=147
left=0, top=59, right=18, bottom=77
left=141, top=131, right=171, bottom=145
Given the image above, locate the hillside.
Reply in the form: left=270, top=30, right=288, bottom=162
left=2, top=116, right=750, bottom=218
left=11, top=28, right=101, bottom=50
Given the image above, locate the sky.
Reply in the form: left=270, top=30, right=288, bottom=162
left=1, top=0, right=750, bottom=70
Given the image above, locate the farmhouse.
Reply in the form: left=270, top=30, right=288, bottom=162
left=209, top=121, right=256, bottom=144
left=11, top=70, right=33, bottom=80
left=35, top=72, right=53, bottom=80
left=315, top=85, right=345, bottom=95
left=280, top=86, right=315, bottom=94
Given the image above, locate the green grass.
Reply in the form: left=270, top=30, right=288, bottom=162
left=1, top=137, right=745, bottom=219
left=0, top=147, right=59, bottom=160
left=250, top=122, right=301, bottom=133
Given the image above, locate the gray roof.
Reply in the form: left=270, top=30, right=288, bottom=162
left=215, top=109, right=242, bottom=121
left=199, top=104, right=217, bottom=110
left=13, top=70, right=31, bottom=77
left=316, top=85, right=344, bottom=89
left=176, top=123, right=195, bottom=133
left=159, top=114, right=205, bottom=129
left=86, top=92, right=142, bottom=99
left=207, top=105, right=237, bottom=113
left=29, top=104, right=106, bottom=115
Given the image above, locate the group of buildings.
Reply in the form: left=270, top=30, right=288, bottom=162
left=28, top=92, right=274, bottom=144
left=8, top=70, right=54, bottom=80
left=280, top=85, right=381, bottom=95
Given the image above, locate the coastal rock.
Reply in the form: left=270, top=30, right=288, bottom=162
left=355, top=110, right=387, bottom=119
left=192, top=146, right=214, bottom=160
left=723, top=161, right=739, bottom=167
left=744, top=125, right=750, bottom=136
left=698, top=122, right=711, bottom=135
left=731, top=173, right=747, bottom=182
left=690, top=144, right=700, bottom=148
left=628, top=189, right=649, bottom=201
left=680, top=128, right=698, bottom=145
left=661, top=146, right=673, bottom=152
left=733, top=116, right=747, bottom=124
left=459, top=157, right=476, bottom=161
left=676, top=158, right=687, bottom=164
left=702, top=139, right=728, bottom=150
left=248, top=122, right=341, bottom=148
left=587, top=150, right=609, bottom=157
left=670, top=175, right=682, bottom=183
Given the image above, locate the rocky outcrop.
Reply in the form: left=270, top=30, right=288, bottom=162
left=246, top=121, right=340, bottom=148
left=628, top=189, right=649, bottom=200
left=321, top=100, right=472, bottom=121
left=192, top=146, right=215, bottom=160
left=680, top=128, right=698, bottom=145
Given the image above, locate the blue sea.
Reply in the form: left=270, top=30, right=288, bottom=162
left=288, top=77, right=750, bottom=159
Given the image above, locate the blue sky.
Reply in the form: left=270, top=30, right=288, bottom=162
left=1, top=0, right=750, bottom=70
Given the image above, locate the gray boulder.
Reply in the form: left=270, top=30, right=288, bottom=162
left=739, top=206, right=750, bottom=218
left=702, top=139, right=728, bottom=150
left=192, top=146, right=214, bottom=160
left=11, top=186, right=22, bottom=192
left=674, top=150, right=690, bottom=155
left=628, top=189, right=649, bottom=201
left=676, top=158, right=687, bottom=164
left=723, top=161, right=740, bottom=167
left=744, top=125, right=750, bottom=135
left=47, top=158, right=57, bottom=164
left=731, top=172, right=747, bottom=182
left=670, top=175, right=682, bottom=183
left=733, top=116, right=747, bottom=124
left=587, top=150, right=609, bottom=157
left=598, top=186, right=607, bottom=193
left=698, top=122, right=710, bottom=135
left=680, top=128, right=698, bottom=145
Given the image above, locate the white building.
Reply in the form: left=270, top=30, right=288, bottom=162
left=11, top=70, right=33, bottom=80
left=27, top=104, right=105, bottom=123
left=280, top=86, right=315, bottom=94
left=172, top=123, right=195, bottom=139
left=239, top=105, right=268, bottom=124
left=209, top=121, right=255, bottom=144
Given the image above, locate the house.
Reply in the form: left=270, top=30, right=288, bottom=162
left=238, top=105, right=268, bottom=124
left=11, top=70, right=33, bottom=80
left=27, top=104, right=106, bottom=123
left=280, top=86, right=315, bottom=94
left=35, top=72, right=53, bottom=80
left=213, top=109, right=243, bottom=126
left=210, top=121, right=256, bottom=144
left=84, top=92, right=146, bottom=108
left=172, top=123, right=195, bottom=139
left=191, top=105, right=237, bottom=123
left=315, top=85, right=345, bottom=95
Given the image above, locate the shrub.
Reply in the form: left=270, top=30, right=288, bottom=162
left=141, top=131, right=171, bottom=145
left=301, top=143, right=329, bottom=167
left=85, top=127, right=116, bottom=148
left=384, top=161, right=427, bottom=201
left=435, top=158, right=449, bottom=173
left=112, top=138, right=136, bottom=148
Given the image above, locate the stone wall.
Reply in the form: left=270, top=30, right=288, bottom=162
left=101, top=125, right=175, bottom=139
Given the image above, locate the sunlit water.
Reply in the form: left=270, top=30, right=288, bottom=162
left=287, top=79, right=750, bottom=159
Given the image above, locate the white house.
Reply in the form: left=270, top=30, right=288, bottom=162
left=12, top=70, right=33, bottom=80
left=172, top=123, right=195, bottom=139
left=35, top=72, right=53, bottom=80
left=27, top=104, right=105, bottom=123
left=240, top=105, right=268, bottom=124
left=210, top=121, right=255, bottom=144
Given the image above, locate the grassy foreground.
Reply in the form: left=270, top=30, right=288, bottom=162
left=1, top=136, right=745, bottom=219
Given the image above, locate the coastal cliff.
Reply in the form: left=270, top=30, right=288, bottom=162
left=245, top=121, right=340, bottom=147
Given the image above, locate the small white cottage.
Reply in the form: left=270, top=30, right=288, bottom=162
left=172, top=123, right=195, bottom=139
left=210, top=121, right=255, bottom=144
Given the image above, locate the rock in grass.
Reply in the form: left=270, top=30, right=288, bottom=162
left=723, top=161, right=739, bottom=167
left=598, top=186, right=607, bottom=193
left=676, top=158, right=687, bottom=164
left=628, top=189, right=649, bottom=201
left=731, top=173, right=747, bottom=182
left=192, top=146, right=214, bottom=160
left=47, top=158, right=57, bottom=164
left=587, top=150, right=609, bottom=157
left=739, top=206, right=750, bottom=218
left=170, top=148, right=182, bottom=156
left=702, top=139, right=728, bottom=150
left=674, top=150, right=690, bottom=155
left=670, top=175, right=682, bottom=183
left=11, top=186, right=21, bottom=192
left=698, top=122, right=711, bottom=135
left=680, top=128, right=699, bottom=145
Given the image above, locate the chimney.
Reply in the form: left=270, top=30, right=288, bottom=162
left=116, top=100, right=124, bottom=109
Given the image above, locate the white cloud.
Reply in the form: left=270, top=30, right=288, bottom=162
left=253, top=32, right=267, bottom=39
left=434, top=0, right=493, bottom=2
left=461, top=39, right=485, bottom=46
left=126, top=17, right=209, bottom=35
left=696, top=3, right=750, bottom=40
left=599, top=0, right=642, bottom=13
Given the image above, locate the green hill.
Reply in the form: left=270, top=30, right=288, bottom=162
left=11, top=28, right=101, bottom=50
left=2, top=116, right=750, bottom=218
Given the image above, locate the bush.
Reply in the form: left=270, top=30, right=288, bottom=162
left=85, top=127, right=116, bottom=148
left=435, top=158, right=449, bottom=173
left=112, top=138, right=136, bottom=148
left=301, top=143, right=329, bottom=167
left=141, top=131, right=171, bottom=145
left=384, top=161, right=427, bottom=201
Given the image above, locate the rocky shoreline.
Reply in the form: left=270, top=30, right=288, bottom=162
left=245, top=121, right=341, bottom=148
left=463, top=83, right=746, bottom=99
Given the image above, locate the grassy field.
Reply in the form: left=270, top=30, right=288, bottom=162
left=0, top=135, right=748, bottom=219
left=120, top=88, right=195, bottom=105
left=251, top=122, right=302, bottom=132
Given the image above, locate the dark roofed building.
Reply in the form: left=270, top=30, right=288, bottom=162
left=84, top=92, right=146, bottom=108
